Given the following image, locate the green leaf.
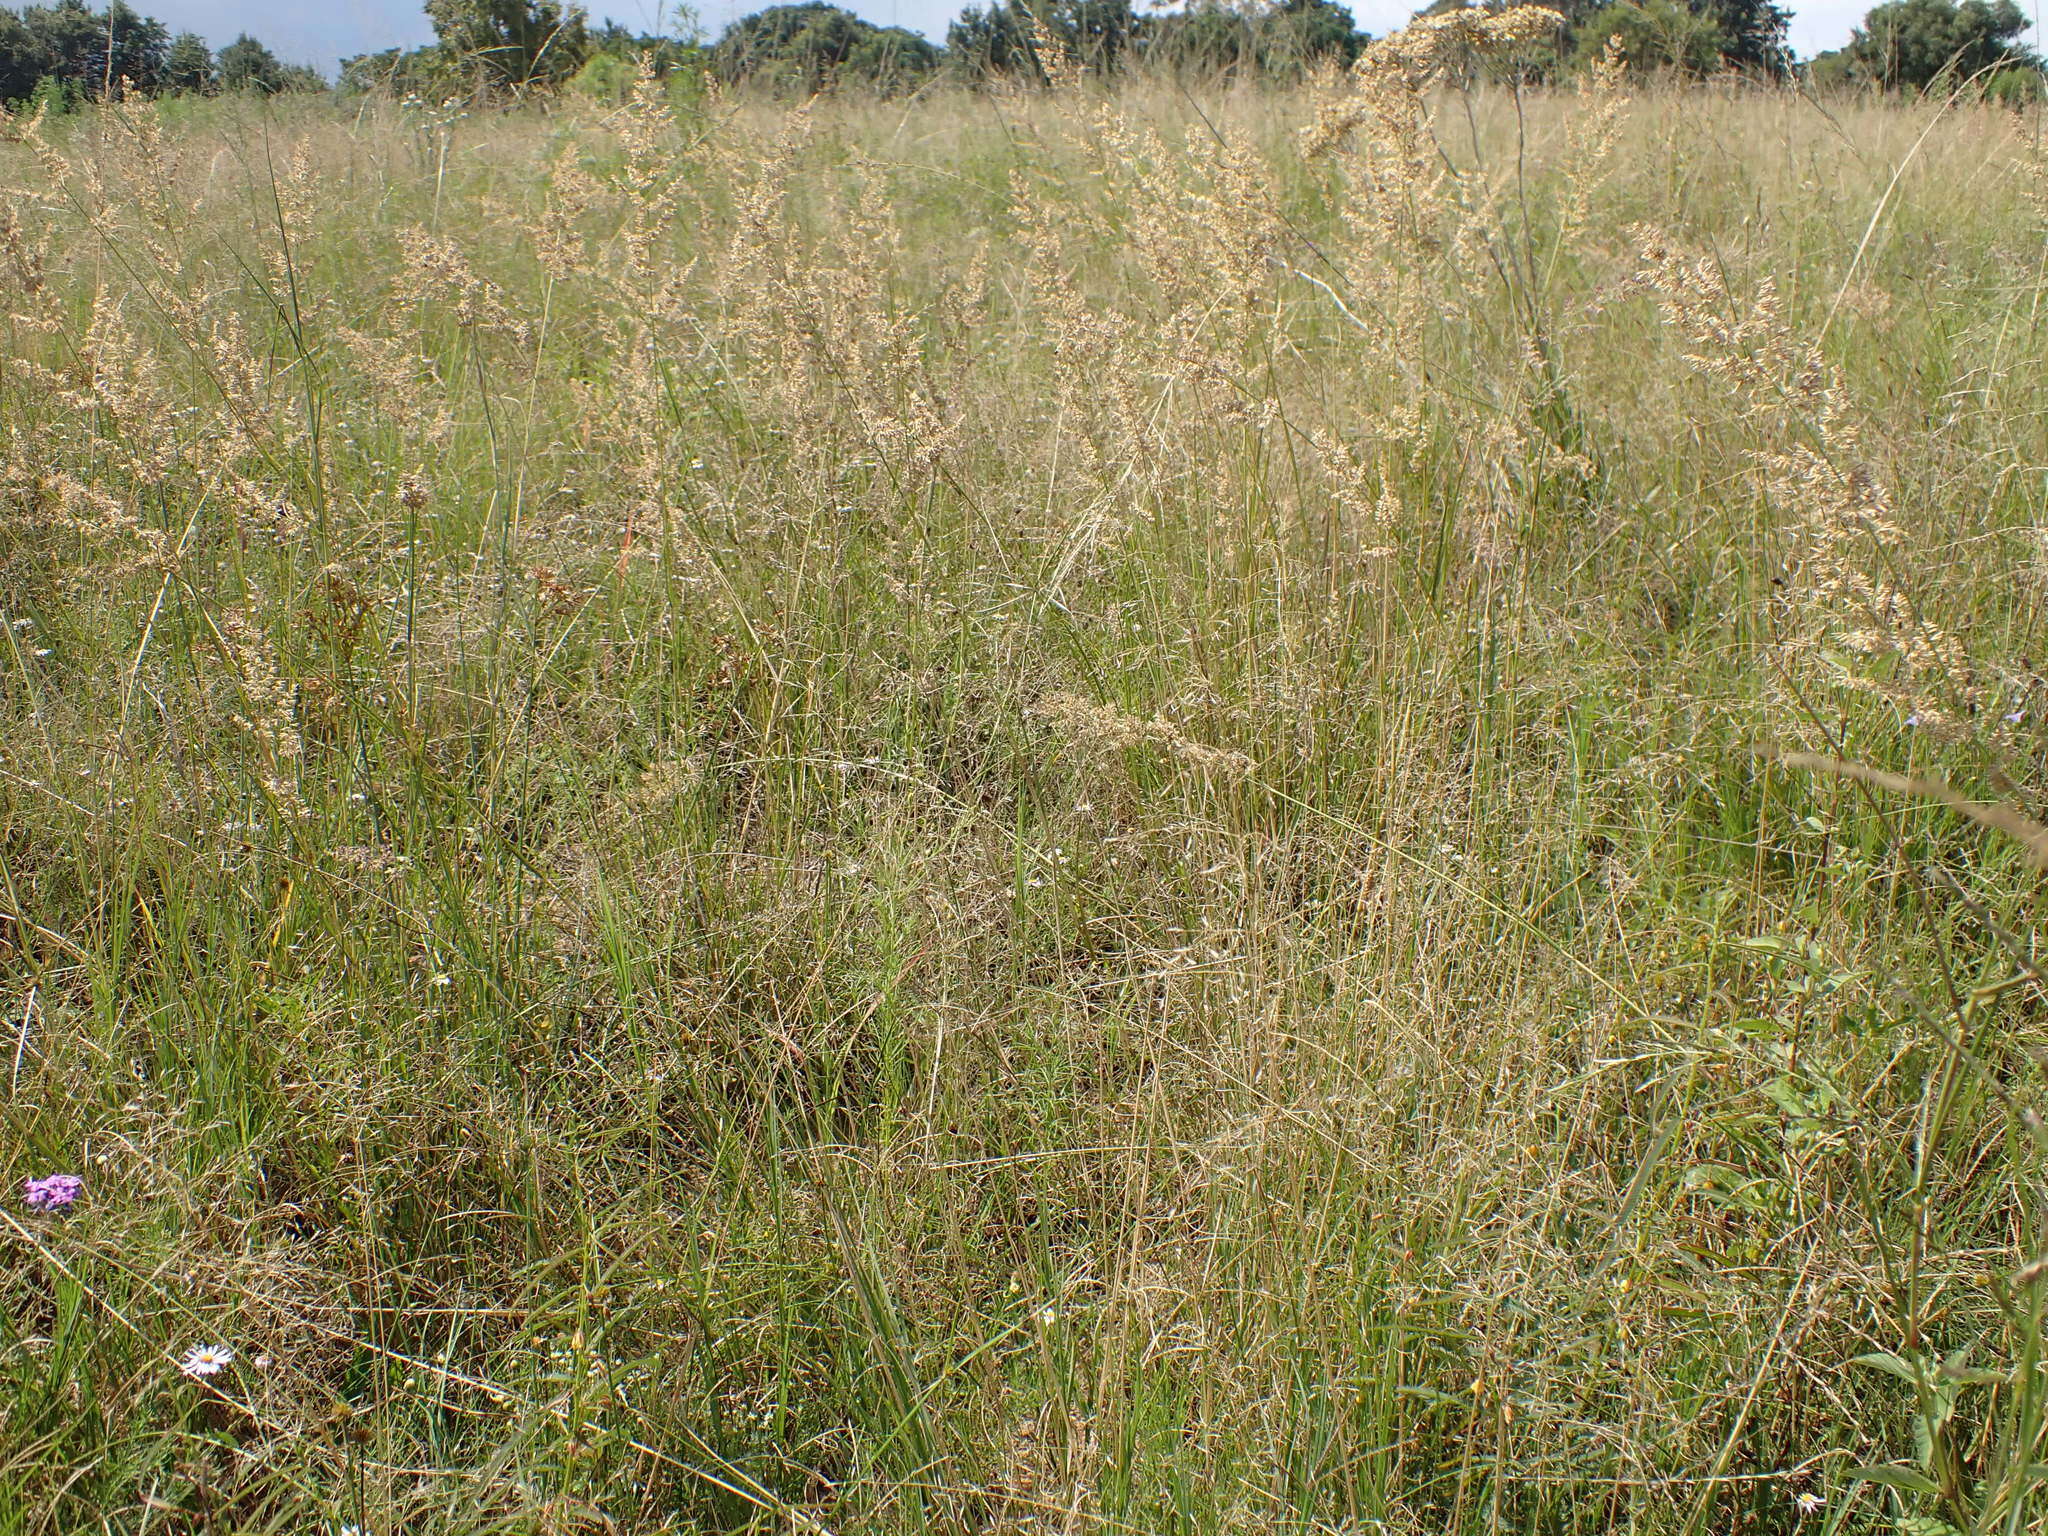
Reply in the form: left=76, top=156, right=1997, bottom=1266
left=1853, top=1463, right=1941, bottom=1496
left=1849, top=1351, right=1923, bottom=1384
left=1937, top=1365, right=2006, bottom=1386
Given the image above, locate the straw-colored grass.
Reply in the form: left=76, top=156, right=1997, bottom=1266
left=5, top=28, right=2048, bottom=1534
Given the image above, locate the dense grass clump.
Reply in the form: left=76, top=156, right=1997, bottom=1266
left=5, top=22, right=2048, bottom=1533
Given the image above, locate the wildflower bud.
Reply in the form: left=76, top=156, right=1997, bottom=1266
left=398, top=475, right=430, bottom=511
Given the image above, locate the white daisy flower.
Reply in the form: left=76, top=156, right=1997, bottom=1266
left=179, top=1344, right=235, bottom=1379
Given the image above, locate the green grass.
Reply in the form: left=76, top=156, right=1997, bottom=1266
left=4, top=44, right=2048, bottom=1535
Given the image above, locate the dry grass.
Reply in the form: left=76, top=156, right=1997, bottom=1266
left=4, top=29, right=2048, bottom=1536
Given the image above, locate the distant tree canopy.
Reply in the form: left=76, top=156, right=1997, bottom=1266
left=571, top=22, right=705, bottom=97
left=40, top=0, right=2034, bottom=113
left=1259, top=0, right=1371, bottom=69
left=590, top=17, right=700, bottom=73
left=951, top=0, right=1142, bottom=75
left=1695, top=0, right=1791, bottom=70
left=0, top=10, right=49, bottom=100
left=0, top=0, right=314, bottom=103
left=1809, top=0, right=2038, bottom=89
left=343, top=3, right=702, bottom=98
left=0, top=0, right=164, bottom=99
left=218, top=33, right=321, bottom=93
left=1570, top=0, right=1723, bottom=72
left=1144, top=0, right=1367, bottom=78
left=710, top=3, right=940, bottom=92
left=1140, top=3, right=1263, bottom=76
left=1445, top=0, right=1787, bottom=75
left=162, top=29, right=214, bottom=91
left=945, top=0, right=1362, bottom=81
left=942, top=2, right=1034, bottom=77
left=424, top=0, right=590, bottom=89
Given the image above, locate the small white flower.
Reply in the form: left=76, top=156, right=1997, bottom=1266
left=1793, top=1491, right=1823, bottom=1516
left=1037, top=1305, right=1058, bottom=1327
left=179, top=1344, right=234, bottom=1378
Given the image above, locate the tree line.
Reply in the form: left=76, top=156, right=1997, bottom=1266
left=394, top=0, right=2044, bottom=98
left=3, top=0, right=2038, bottom=112
left=0, top=0, right=319, bottom=106
left=706, top=0, right=2039, bottom=95
left=330, top=0, right=1374, bottom=98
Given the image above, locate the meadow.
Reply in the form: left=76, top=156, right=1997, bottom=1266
left=6, top=14, right=2048, bottom=1532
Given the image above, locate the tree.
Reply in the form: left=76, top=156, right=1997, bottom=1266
left=1694, top=0, right=1787, bottom=70
left=945, top=2, right=1036, bottom=77
left=1258, top=0, right=1368, bottom=71
left=711, top=4, right=938, bottom=92
left=14, top=0, right=98, bottom=85
left=0, top=9, right=54, bottom=101
left=10, top=0, right=168, bottom=93
left=1826, top=0, right=2036, bottom=89
left=1146, top=3, right=1259, bottom=76
left=575, top=13, right=705, bottom=94
left=162, top=29, right=213, bottom=91
left=1042, top=0, right=1140, bottom=69
left=1424, top=0, right=1784, bottom=76
left=425, top=0, right=592, bottom=89
left=219, top=32, right=284, bottom=90
left=0, top=2, right=303, bottom=100
left=1570, top=0, right=1722, bottom=72
left=1142, top=0, right=1365, bottom=79
left=590, top=14, right=702, bottom=70
left=945, top=0, right=1140, bottom=78
left=842, top=22, right=940, bottom=89
left=84, top=0, right=168, bottom=90
left=339, top=44, right=456, bottom=94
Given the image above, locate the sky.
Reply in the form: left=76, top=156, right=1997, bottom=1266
left=139, top=0, right=1956, bottom=74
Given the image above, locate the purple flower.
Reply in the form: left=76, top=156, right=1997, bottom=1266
left=23, top=1174, right=83, bottom=1211
left=2005, top=711, right=2026, bottom=724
